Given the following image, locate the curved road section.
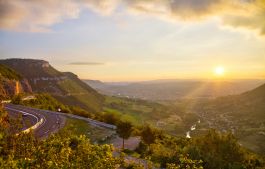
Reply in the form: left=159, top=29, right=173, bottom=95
left=4, top=104, right=117, bottom=139
left=5, top=104, right=65, bottom=138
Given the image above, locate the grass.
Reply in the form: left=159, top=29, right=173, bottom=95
left=55, top=79, right=104, bottom=113
left=103, top=96, right=192, bottom=134
left=58, top=79, right=88, bottom=94
left=63, top=117, right=116, bottom=143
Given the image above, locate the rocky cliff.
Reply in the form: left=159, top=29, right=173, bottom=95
left=0, top=64, right=32, bottom=99
left=0, top=59, right=104, bottom=113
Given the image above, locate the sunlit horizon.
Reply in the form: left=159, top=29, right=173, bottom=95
left=0, top=1, right=264, bottom=81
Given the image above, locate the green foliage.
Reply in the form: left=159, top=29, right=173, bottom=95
left=117, top=121, right=134, bottom=140
left=0, top=133, right=121, bottom=169
left=102, top=112, right=120, bottom=125
left=0, top=107, right=121, bottom=168
left=104, top=96, right=173, bottom=124
left=19, top=93, right=70, bottom=113
left=186, top=129, right=263, bottom=169
left=69, top=106, right=94, bottom=118
left=166, top=155, right=203, bottom=169
left=117, top=121, right=134, bottom=149
left=0, top=64, right=21, bottom=80
left=140, top=125, right=157, bottom=146
left=136, top=129, right=264, bottom=169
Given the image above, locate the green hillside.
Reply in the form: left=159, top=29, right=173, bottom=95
left=0, top=64, right=22, bottom=80
left=196, top=83, right=265, bottom=154
left=209, top=83, right=265, bottom=120
left=55, top=72, right=104, bottom=113
left=0, top=59, right=104, bottom=113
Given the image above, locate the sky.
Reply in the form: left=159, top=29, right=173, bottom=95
left=0, top=0, right=265, bottom=81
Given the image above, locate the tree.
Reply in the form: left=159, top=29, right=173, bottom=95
left=116, top=121, right=133, bottom=150
left=141, top=125, right=157, bottom=147
left=103, top=113, right=119, bottom=125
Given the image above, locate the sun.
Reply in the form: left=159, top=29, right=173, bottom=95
left=214, top=66, right=225, bottom=76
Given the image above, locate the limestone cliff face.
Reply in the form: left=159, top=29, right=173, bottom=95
left=0, top=78, right=32, bottom=98
left=0, top=63, right=32, bottom=98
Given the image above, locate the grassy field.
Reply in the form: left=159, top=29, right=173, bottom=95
left=103, top=96, right=198, bottom=138
left=63, top=118, right=116, bottom=143
left=103, top=96, right=172, bottom=125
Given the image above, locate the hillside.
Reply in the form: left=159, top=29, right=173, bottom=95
left=195, top=83, right=265, bottom=154
left=206, top=83, right=265, bottom=120
left=0, top=59, right=104, bottom=113
left=0, top=64, right=32, bottom=99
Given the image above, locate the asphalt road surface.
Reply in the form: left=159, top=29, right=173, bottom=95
left=4, top=103, right=116, bottom=139
left=5, top=104, right=66, bottom=138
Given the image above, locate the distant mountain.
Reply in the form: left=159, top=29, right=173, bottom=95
left=84, top=79, right=265, bottom=100
left=0, top=64, right=32, bottom=98
left=0, top=59, right=104, bottom=113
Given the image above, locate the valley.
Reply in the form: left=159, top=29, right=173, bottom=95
left=0, top=58, right=264, bottom=168
left=1, top=2, right=265, bottom=167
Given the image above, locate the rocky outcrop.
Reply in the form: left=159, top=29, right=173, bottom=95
left=0, top=78, right=32, bottom=98
left=0, top=63, right=32, bottom=99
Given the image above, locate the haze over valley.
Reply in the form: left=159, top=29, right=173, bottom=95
left=85, top=79, right=264, bottom=100
left=0, top=0, right=265, bottom=168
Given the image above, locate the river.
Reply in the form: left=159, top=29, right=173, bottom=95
left=186, top=119, right=200, bottom=138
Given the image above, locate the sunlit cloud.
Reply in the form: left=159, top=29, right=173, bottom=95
left=0, top=0, right=264, bottom=36
left=125, top=0, right=265, bottom=36
left=222, top=0, right=265, bottom=36
left=0, top=0, right=80, bottom=32
left=69, top=62, right=105, bottom=65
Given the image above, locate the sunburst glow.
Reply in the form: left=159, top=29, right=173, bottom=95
left=214, top=66, right=225, bottom=76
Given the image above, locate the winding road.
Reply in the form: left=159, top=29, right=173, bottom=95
left=4, top=103, right=117, bottom=138
left=5, top=104, right=66, bottom=138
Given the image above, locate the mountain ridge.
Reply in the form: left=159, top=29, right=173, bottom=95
left=0, top=59, right=104, bottom=113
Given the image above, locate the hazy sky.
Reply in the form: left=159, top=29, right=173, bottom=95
left=0, top=0, right=265, bottom=81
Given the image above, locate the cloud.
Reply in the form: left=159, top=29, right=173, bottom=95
left=222, top=0, right=265, bottom=35
left=124, top=0, right=265, bottom=36
left=69, top=62, right=105, bottom=65
left=125, top=0, right=230, bottom=20
left=0, top=0, right=265, bottom=36
left=80, top=0, right=119, bottom=15
left=0, top=0, right=81, bottom=32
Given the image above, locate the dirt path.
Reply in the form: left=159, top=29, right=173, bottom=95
left=110, top=136, right=141, bottom=151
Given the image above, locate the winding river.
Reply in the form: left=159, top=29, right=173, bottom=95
left=186, top=119, right=200, bottom=138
